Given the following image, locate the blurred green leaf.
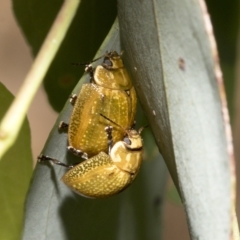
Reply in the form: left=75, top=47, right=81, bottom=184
left=0, top=83, right=32, bottom=240
left=13, top=0, right=117, bottom=112
left=205, top=0, right=239, bottom=117
left=166, top=181, right=182, bottom=205
left=205, top=0, right=239, bottom=63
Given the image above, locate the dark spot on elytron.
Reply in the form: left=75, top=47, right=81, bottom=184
left=178, top=58, right=186, bottom=71
left=108, top=172, right=114, bottom=177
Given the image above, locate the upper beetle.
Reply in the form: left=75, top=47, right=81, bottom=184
left=60, top=51, right=137, bottom=159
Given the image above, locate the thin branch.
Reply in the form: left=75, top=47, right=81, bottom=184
left=0, top=0, right=81, bottom=159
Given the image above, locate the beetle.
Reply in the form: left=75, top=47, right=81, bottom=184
left=60, top=51, right=137, bottom=159
left=38, top=124, right=144, bottom=198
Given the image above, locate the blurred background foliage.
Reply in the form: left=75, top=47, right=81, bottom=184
left=13, top=0, right=118, bottom=112
left=206, top=0, right=239, bottom=118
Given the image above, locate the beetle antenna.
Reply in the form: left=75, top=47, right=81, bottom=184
left=99, top=114, right=126, bottom=133
left=71, top=53, right=107, bottom=67
left=105, top=126, right=114, bottom=152
left=138, top=125, right=148, bottom=134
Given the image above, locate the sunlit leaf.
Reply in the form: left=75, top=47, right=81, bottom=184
left=0, top=83, right=32, bottom=240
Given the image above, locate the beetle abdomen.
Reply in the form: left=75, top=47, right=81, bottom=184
left=62, top=152, right=132, bottom=198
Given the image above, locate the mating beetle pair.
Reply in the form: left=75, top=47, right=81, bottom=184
left=38, top=51, right=143, bottom=198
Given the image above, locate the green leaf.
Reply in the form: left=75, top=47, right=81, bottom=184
left=166, top=181, right=182, bottom=205
left=118, top=0, right=232, bottom=239
left=0, top=83, right=32, bottom=240
left=22, top=20, right=168, bottom=240
left=13, top=0, right=117, bottom=112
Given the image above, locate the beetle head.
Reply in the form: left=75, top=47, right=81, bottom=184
left=123, top=129, right=143, bottom=150
left=94, top=51, right=132, bottom=90
left=102, top=51, right=124, bottom=70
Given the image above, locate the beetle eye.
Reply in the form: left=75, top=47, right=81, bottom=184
left=124, top=137, right=131, bottom=145
left=103, top=58, right=113, bottom=67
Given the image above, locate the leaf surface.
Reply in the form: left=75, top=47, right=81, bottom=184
left=118, top=0, right=232, bottom=239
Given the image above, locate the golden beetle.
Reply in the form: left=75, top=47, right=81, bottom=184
left=60, top=51, right=137, bottom=159
left=39, top=125, right=143, bottom=198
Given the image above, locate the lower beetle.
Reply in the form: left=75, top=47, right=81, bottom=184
left=38, top=125, right=144, bottom=198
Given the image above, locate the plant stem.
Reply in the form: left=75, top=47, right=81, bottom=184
left=0, top=0, right=81, bottom=159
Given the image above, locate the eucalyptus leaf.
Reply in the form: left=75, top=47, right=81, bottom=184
left=0, top=83, right=32, bottom=240
left=118, top=0, right=232, bottom=239
left=22, top=20, right=167, bottom=240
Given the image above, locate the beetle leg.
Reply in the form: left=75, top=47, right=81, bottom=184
left=69, top=94, right=77, bottom=105
left=58, top=121, right=69, bottom=132
left=38, top=154, right=74, bottom=169
left=92, top=83, right=105, bottom=101
left=105, top=126, right=113, bottom=153
left=125, top=90, right=130, bottom=96
left=67, top=146, right=88, bottom=160
left=131, top=120, right=136, bottom=129
left=85, top=64, right=94, bottom=78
